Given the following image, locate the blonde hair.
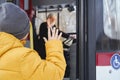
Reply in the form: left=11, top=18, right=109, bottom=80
left=47, top=13, right=55, bottom=19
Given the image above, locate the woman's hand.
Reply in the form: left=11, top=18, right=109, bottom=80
left=43, top=28, right=62, bottom=42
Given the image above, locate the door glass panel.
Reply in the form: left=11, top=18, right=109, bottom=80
left=34, top=3, right=77, bottom=80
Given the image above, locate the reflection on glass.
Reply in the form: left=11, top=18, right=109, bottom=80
left=103, top=0, right=120, bottom=40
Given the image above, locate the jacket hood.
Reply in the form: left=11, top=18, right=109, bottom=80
left=0, top=32, right=23, bottom=57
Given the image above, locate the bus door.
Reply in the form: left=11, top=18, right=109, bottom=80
left=33, top=0, right=97, bottom=80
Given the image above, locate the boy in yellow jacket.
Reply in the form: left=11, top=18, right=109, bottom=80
left=0, top=2, right=66, bottom=80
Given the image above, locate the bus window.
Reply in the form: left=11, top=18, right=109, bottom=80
left=96, top=0, right=120, bottom=51
left=103, top=0, right=120, bottom=40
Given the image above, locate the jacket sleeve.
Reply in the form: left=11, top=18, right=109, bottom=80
left=59, top=30, right=69, bottom=38
left=20, top=40, right=66, bottom=80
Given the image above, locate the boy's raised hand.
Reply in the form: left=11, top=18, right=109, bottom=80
left=43, top=28, right=62, bottom=42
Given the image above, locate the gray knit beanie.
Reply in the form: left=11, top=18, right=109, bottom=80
left=0, top=2, right=30, bottom=39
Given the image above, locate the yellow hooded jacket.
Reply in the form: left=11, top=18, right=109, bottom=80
left=0, top=32, right=66, bottom=80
